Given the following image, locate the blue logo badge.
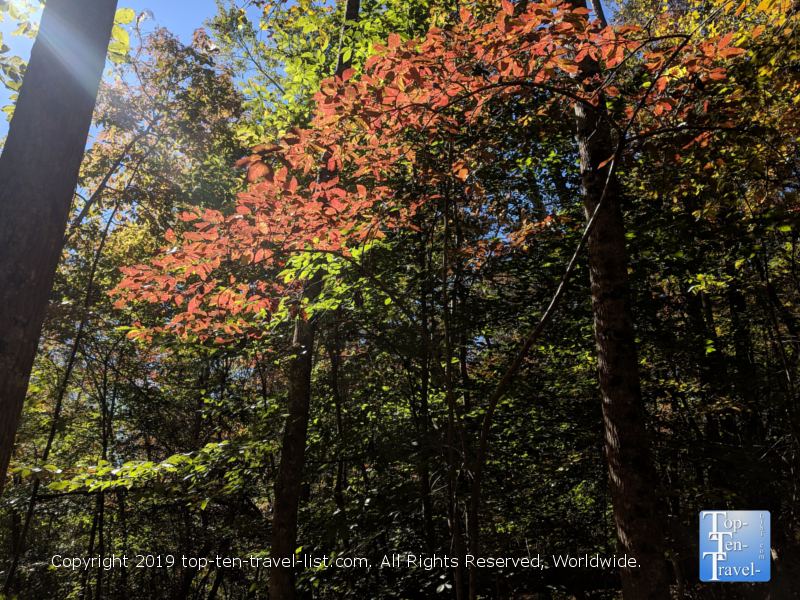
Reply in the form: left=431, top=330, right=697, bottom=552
left=699, top=511, right=770, bottom=582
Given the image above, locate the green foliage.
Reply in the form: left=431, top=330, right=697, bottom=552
left=0, top=0, right=42, bottom=119
left=211, top=0, right=431, bottom=145
left=108, top=7, right=136, bottom=63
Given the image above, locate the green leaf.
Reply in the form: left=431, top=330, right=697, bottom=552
left=108, top=40, right=128, bottom=54
left=107, top=39, right=130, bottom=62
left=384, top=297, right=391, bottom=305
left=114, top=8, right=135, bottom=25
left=108, top=52, right=127, bottom=64
left=112, top=24, right=129, bottom=46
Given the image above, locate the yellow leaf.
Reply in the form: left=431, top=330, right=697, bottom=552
left=115, top=8, right=135, bottom=25
left=754, top=0, right=774, bottom=12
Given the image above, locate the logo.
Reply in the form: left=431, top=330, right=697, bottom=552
left=699, top=511, right=770, bottom=582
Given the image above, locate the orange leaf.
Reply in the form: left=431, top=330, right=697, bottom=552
left=718, top=32, right=734, bottom=48
left=597, top=156, right=614, bottom=169
left=718, top=47, right=746, bottom=59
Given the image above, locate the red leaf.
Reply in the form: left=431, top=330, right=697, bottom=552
left=501, top=0, right=514, bottom=16
left=718, top=47, right=746, bottom=59
left=247, top=162, right=273, bottom=183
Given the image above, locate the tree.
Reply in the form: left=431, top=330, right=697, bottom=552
left=570, top=0, right=671, bottom=596
left=0, top=0, right=120, bottom=498
left=269, top=1, right=362, bottom=597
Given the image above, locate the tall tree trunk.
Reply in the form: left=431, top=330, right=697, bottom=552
left=118, top=490, right=128, bottom=596
left=571, top=2, right=671, bottom=597
left=0, top=0, right=118, bottom=498
left=268, top=2, right=360, bottom=598
left=577, top=104, right=670, bottom=600
left=81, top=499, right=101, bottom=599
left=418, top=237, right=436, bottom=557
left=326, top=334, right=351, bottom=547
left=96, top=492, right=105, bottom=599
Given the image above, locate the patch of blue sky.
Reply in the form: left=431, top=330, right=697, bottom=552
left=0, top=0, right=223, bottom=140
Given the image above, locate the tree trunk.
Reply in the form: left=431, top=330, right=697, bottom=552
left=268, top=307, right=318, bottom=599
left=0, top=0, right=118, bottom=498
left=268, top=2, right=360, bottom=598
left=326, top=334, right=351, bottom=547
left=419, top=242, right=436, bottom=556
left=572, top=2, right=671, bottom=597
left=576, top=108, right=670, bottom=600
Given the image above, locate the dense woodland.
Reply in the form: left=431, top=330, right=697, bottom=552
left=0, top=0, right=799, bottom=598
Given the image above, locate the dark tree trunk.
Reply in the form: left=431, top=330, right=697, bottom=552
left=81, top=499, right=101, bottom=599
left=576, top=106, right=670, bottom=600
left=326, top=334, right=351, bottom=546
left=268, top=305, right=318, bottom=600
left=571, top=2, right=671, bottom=597
left=268, top=2, right=360, bottom=598
left=96, top=492, right=105, bottom=599
left=412, top=229, right=437, bottom=558
left=0, top=0, right=118, bottom=498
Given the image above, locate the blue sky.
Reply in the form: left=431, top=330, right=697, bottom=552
left=0, top=0, right=226, bottom=139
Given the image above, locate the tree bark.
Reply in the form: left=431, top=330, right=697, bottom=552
left=418, top=236, right=436, bottom=557
left=326, top=334, right=351, bottom=547
left=572, top=2, right=671, bottom=597
left=268, top=2, right=360, bottom=598
left=0, top=0, right=118, bottom=498
left=576, top=111, right=670, bottom=600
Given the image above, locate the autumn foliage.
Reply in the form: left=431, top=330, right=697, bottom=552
left=113, top=0, right=771, bottom=343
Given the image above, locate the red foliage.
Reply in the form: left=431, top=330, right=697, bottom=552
left=112, top=1, right=747, bottom=342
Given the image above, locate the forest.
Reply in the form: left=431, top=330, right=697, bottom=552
left=0, top=0, right=798, bottom=598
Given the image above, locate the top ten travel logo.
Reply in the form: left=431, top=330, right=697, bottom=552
left=699, top=511, right=770, bottom=582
